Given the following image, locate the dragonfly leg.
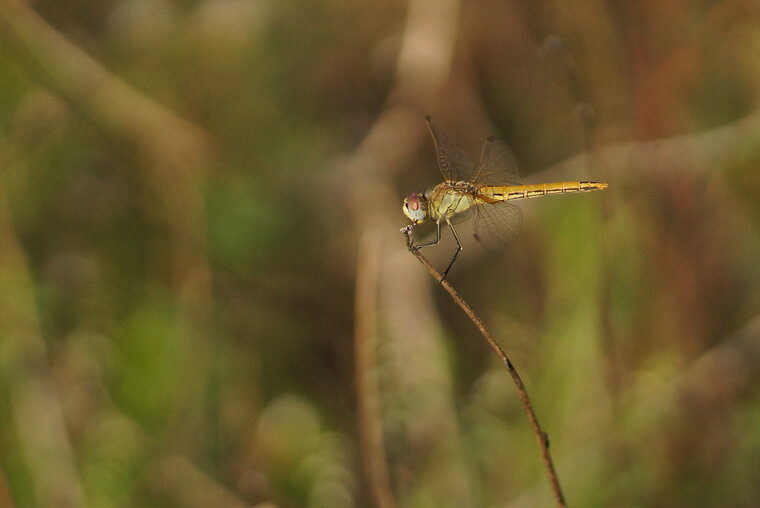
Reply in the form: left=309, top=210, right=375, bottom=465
left=410, top=220, right=442, bottom=251
left=441, top=219, right=462, bottom=281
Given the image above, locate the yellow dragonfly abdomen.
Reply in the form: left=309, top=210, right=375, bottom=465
left=478, top=181, right=608, bottom=203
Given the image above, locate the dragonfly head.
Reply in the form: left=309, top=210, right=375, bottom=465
left=403, top=192, right=428, bottom=224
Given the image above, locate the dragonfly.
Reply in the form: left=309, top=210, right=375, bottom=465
left=403, top=116, right=608, bottom=279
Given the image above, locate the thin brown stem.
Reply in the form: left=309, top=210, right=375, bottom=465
left=401, top=226, right=568, bottom=508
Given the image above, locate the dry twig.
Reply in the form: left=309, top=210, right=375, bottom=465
left=400, top=225, right=567, bottom=508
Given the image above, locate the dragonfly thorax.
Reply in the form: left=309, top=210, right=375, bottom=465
left=427, top=182, right=476, bottom=221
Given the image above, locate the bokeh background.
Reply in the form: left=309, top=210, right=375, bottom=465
left=1, top=0, right=760, bottom=506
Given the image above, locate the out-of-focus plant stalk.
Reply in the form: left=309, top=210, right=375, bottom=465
left=355, top=232, right=395, bottom=508
left=0, top=168, right=85, bottom=507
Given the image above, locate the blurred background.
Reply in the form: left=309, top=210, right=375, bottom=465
left=1, top=0, right=759, bottom=506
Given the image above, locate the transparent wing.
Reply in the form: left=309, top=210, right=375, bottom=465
left=426, top=116, right=475, bottom=182
left=471, top=137, right=523, bottom=186
left=472, top=201, right=523, bottom=251
left=449, top=207, right=473, bottom=225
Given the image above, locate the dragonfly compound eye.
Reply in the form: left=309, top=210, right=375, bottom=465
left=403, top=192, right=428, bottom=224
